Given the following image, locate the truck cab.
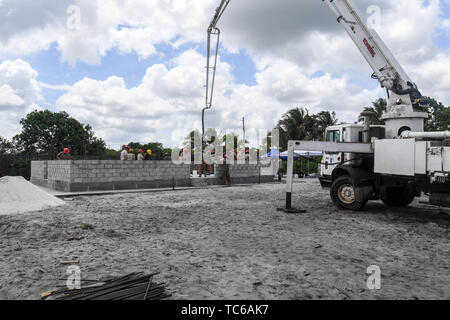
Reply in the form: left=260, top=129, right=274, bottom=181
left=320, top=124, right=385, bottom=188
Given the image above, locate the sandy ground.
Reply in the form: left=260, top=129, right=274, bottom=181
left=0, top=179, right=449, bottom=300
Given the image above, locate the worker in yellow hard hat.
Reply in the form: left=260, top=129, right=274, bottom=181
left=145, top=149, right=152, bottom=160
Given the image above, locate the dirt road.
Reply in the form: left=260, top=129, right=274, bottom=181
left=0, top=180, right=449, bottom=300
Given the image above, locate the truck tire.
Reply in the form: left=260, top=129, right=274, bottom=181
left=381, top=188, right=415, bottom=207
left=331, top=175, right=369, bottom=211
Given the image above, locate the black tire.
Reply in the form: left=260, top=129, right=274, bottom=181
left=381, top=188, right=416, bottom=207
left=331, top=175, right=369, bottom=211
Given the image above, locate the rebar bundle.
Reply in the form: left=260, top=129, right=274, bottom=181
left=43, top=272, right=171, bottom=300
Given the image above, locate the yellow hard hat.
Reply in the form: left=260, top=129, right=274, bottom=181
left=147, top=149, right=152, bottom=155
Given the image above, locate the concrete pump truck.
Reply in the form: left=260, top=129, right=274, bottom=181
left=207, top=0, right=450, bottom=211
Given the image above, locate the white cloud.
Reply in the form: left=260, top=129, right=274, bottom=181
left=0, top=0, right=217, bottom=65
left=0, top=60, right=42, bottom=139
left=413, top=53, right=450, bottom=102
left=0, top=84, right=25, bottom=107
left=38, top=82, right=71, bottom=91
left=55, top=50, right=383, bottom=148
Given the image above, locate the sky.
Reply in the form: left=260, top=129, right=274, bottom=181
left=0, top=0, right=450, bottom=149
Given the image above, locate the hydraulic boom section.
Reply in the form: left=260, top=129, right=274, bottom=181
left=203, top=0, right=230, bottom=161
left=324, top=0, right=415, bottom=96
left=205, top=0, right=230, bottom=110
left=323, top=0, right=428, bottom=138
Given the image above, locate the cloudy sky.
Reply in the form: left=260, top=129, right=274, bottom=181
left=0, top=0, right=449, bottom=148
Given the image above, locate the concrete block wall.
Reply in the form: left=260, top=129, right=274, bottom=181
left=229, top=164, right=261, bottom=177
left=214, top=163, right=273, bottom=184
left=47, top=161, right=72, bottom=182
left=31, top=160, right=191, bottom=192
left=30, top=161, right=48, bottom=180
left=31, top=160, right=274, bottom=192
left=68, top=161, right=190, bottom=183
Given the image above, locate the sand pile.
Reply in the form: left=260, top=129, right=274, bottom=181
left=0, top=176, right=65, bottom=215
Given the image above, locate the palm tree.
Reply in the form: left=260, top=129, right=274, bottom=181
left=313, top=111, right=338, bottom=140
left=359, top=98, right=386, bottom=125
left=277, top=107, right=316, bottom=149
left=222, top=132, right=247, bottom=151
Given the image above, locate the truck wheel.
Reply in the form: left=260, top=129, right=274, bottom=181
left=331, top=175, right=369, bottom=211
left=381, top=188, right=415, bottom=207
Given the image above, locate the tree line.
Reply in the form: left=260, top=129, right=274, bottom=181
left=0, top=110, right=173, bottom=159
left=1, top=98, right=448, bottom=178
left=0, top=109, right=172, bottom=178
left=272, top=98, right=449, bottom=175
left=1, top=110, right=107, bottom=158
left=183, top=97, right=449, bottom=156
left=276, top=97, right=449, bottom=150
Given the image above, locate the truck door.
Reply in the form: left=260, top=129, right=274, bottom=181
left=321, top=129, right=342, bottom=176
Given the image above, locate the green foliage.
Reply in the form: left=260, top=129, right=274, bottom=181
left=359, top=98, right=386, bottom=125
left=425, top=98, right=450, bottom=131
left=9, top=157, right=30, bottom=179
left=359, top=97, right=450, bottom=130
left=0, top=137, right=15, bottom=155
left=281, top=158, right=322, bottom=175
left=183, top=129, right=227, bottom=152
left=14, top=110, right=106, bottom=157
left=105, top=148, right=121, bottom=157
left=314, top=111, right=338, bottom=135
left=84, top=125, right=107, bottom=156
left=183, top=129, right=249, bottom=156
left=126, top=142, right=171, bottom=158
left=222, top=132, right=247, bottom=150
left=277, top=108, right=338, bottom=150
left=277, top=98, right=449, bottom=153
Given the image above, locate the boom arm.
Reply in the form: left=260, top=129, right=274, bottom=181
left=205, top=0, right=230, bottom=109
left=323, top=0, right=421, bottom=98
left=204, top=0, right=427, bottom=141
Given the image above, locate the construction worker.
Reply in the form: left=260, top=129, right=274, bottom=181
left=57, top=148, right=70, bottom=160
left=197, top=151, right=207, bottom=177
left=145, top=149, right=152, bottom=160
left=127, top=149, right=136, bottom=161
left=222, top=163, right=231, bottom=185
left=137, top=149, right=145, bottom=161
left=277, top=157, right=283, bottom=182
left=204, top=150, right=211, bottom=176
left=222, top=154, right=231, bottom=185
left=121, top=146, right=129, bottom=161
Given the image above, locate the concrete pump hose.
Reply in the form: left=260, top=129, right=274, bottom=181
left=401, top=131, right=450, bottom=139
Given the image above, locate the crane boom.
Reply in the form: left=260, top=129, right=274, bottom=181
left=323, top=0, right=428, bottom=137
left=203, top=0, right=230, bottom=161
left=205, top=0, right=427, bottom=139
left=205, top=0, right=230, bottom=109
left=323, top=0, right=417, bottom=96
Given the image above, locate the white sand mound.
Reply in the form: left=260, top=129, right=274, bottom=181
left=0, top=176, right=66, bottom=215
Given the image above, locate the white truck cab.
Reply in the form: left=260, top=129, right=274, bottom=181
left=320, top=124, right=385, bottom=187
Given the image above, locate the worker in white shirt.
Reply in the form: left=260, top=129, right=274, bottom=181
left=121, top=146, right=129, bottom=161
left=128, top=149, right=136, bottom=161
left=137, top=149, right=145, bottom=161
